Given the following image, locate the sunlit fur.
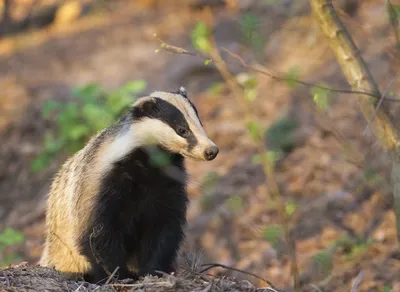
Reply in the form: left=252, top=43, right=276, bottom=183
left=39, top=88, right=218, bottom=284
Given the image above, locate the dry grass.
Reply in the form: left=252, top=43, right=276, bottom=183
left=0, top=262, right=276, bottom=292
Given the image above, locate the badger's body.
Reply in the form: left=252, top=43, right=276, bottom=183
left=40, top=88, right=218, bottom=283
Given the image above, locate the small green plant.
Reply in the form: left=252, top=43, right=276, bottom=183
left=333, top=236, right=373, bottom=260
left=362, top=167, right=386, bottom=186
left=311, top=250, right=333, bottom=276
left=382, top=285, right=392, bottom=292
left=265, top=116, right=299, bottom=154
left=0, top=227, right=25, bottom=267
left=262, top=224, right=282, bottom=246
left=31, top=80, right=147, bottom=172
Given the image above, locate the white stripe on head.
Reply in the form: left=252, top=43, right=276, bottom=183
left=149, top=90, right=217, bottom=159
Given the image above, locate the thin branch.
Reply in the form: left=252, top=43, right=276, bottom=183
left=199, top=263, right=279, bottom=291
left=155, top=36, right=400, bottom=102
left=104, top=267, right=120, bottom=285
left=363, top=71, right=400, bottom=135
left=351, top=271, right=364, bottom=292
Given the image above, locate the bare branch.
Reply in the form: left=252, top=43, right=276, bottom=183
left=200, top=263, right=279, bottom=291
left=363, top=71, right=400, bottom=135
left=351, top=271, right=364, bottom=292
left=154, top=36, right=400, bottom=102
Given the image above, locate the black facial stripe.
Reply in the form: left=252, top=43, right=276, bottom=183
left=164, top=91, right=203, bottom=126
left=187, top=99, right=203, bottom=126
left=132, top=98, right=198, bottom=149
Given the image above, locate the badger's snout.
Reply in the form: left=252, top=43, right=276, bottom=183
left=204, top=145, right=219, bottom=161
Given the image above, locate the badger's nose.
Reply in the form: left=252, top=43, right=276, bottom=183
left=204, top=146, right=219, bottom=161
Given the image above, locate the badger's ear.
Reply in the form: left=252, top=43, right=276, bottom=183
left=178, top=86, right=187, bottom=98
left=132, top=97, right=157, bottom=119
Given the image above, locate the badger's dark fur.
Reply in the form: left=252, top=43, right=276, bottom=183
left=39, top=88, right=218, bottom=284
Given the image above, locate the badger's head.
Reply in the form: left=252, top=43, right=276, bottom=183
left=130, top=87, right=219, bottom=161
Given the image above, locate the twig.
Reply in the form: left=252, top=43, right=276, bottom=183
left=104, top=267, right=120, bottom=285
left=73, top=283, right=84, bottom=292
left=351, top=271, right=364, bottom=292
left=200, top=263, right=279, bottom=290
left=155, top=36, right=400, bottom=102
left=309, top=284, right=323, bottom=292
left=110, top=281, right=174, bottom=288
left=363, top=71, right=400, bottom=135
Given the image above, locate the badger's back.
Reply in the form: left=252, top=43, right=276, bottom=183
left=39, top=126, right=118, bottom=276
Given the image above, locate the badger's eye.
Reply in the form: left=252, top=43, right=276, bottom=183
left=177, top=127, right=188, bottom=137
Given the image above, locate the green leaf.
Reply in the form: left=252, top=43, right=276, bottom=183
left=30, top=153, right=52, bottom=172
left=207, top=82, right=224, bottom=95
left=68, top=125, right=90, bottom=140
left=0, top=227, right=24, bottom=247
left=382, top=285, right=392, bottom=292
left=82, top=103, right=114, bottom=131
left=119, top=80, right=147, bottom=95
left=244, top=88, right=257, bottom=101
left=43, top=133, right=64, bottom=153
left=106, top=92, right=132, bottom=115
left=57, top=103, right=79, bottom=125
left=312, top=85, right=330, bottom=111
left=369, top=97, right=378, bottom=105
left=191, top=21, right=212, bottom=53
left=312, top=250, right=333, bottom=274
left=284, top=65, right=301, bottom=89
left=263, top=225, right=282, bottom=245
left=265, top=117, right=299, bottom=153
left=246, top=121, right=262, bottom=142
left=285, top=199, right=297, bottom=217
left=204, top=59, right=212, bottom=66
left=72, top=83, right=104, bottom=103
left=266, top=150, right=281, bottom=163
left=41, top=100, right=61, bottom=118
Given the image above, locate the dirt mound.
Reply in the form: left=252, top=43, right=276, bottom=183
left=0, top=262, right=273, bottom=292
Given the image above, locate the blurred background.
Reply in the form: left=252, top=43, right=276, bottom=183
left=0, top=0, right=399, bottom=291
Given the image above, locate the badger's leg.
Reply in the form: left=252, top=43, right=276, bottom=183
left=80, top=222, right=137, bottom=284
left=137, top=218, right=185, bottom=278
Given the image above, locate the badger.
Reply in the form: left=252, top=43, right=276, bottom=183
left=39, top=87, right=219, bottom=284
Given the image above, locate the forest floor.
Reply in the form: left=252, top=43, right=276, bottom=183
left=1, top=0, right=400, bottom=291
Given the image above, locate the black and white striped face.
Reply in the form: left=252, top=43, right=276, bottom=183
left=130, top=87, right=219, bottom=161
